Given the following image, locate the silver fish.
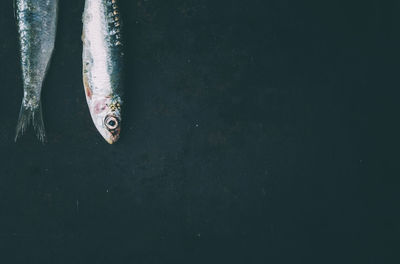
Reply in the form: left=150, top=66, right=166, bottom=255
left=15, top=0, right=58, bottom=142
left=82, top=0, right=124, bottom=144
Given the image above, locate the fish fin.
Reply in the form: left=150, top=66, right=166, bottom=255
left=15, top=102, right=46, bottom=143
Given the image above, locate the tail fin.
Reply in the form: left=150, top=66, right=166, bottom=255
left=15, top=102, right=46, bottom=143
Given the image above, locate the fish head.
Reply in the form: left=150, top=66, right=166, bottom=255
left=89, top=95, right=122, bottom=144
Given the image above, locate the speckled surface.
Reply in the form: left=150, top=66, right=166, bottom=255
left=0, top=0, right=396, bottom=263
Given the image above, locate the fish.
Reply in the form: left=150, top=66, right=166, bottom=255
left=14, top=0, right=58, bottom=142
left=82, top=0, right=124, bottom=144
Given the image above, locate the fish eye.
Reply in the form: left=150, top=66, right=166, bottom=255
left=108, top=120, right=116, bottom=126
left=105, top=116, right=119, bottom=130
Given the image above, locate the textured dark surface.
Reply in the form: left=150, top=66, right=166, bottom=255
left=0, top=0, right=398, bottom=263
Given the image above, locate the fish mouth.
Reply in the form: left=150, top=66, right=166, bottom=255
left=105, top=134, right=120, bottom=144
left=106, top=138, right=115, bottom=144
left=98, top=126, right=120, bottom=144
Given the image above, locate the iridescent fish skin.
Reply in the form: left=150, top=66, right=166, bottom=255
left=82, top=0, right=124, bottom=144
left=15, top=0, right=58, bottom=142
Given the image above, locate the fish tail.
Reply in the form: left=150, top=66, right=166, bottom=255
left=15, top=101, right=46, bottom=143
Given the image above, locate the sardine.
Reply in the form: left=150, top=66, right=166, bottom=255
left=15, top=0, right=58, bottom=142
left=82, top=0, right=124, bottom=144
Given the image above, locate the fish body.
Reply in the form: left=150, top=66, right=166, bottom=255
left=15, top=0, right=58, bottom=142
left=82, top=0, right=124, bottom=144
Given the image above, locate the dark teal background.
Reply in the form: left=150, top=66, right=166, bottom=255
left=0, top=0, right=397, bottom=263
